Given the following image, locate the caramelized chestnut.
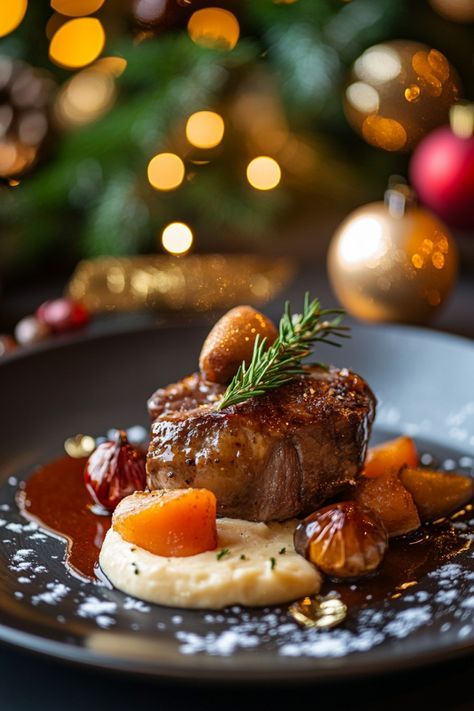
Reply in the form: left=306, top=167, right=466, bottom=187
left=294, top=501, right=388, bottom=579
left=199, top=305, right=278, bottom=384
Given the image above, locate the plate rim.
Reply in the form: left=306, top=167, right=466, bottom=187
left=0, top=617, right=474, bottom=684
left=1, top=319, right=472, bottom=369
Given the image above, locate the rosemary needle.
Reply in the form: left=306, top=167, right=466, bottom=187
left=217, top=293, right=350, bottom=410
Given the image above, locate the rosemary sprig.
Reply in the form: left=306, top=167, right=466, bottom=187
left=216, top=293, right=350, bottom=410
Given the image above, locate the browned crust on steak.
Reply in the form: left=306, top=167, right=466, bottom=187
left=146, top=366, right=376, bottom=521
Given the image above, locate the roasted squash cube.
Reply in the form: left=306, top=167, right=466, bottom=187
left=364, top=436, right=418, bottom=478
left=113, top=488, right=218, bottom=557
left=354, top=469, right=421, bottom=538
left=399, top=467, right=474, bottom=522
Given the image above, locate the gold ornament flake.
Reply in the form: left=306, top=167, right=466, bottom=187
left=64, top=434, right=96, bottom=458
left=67, top=255, right=296, bottom=314
left=289, top=594, right=347, bottom=630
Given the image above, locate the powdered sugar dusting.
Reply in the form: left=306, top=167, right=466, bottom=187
left=77, top=596, right=117, bottom=619
left=383, top=606, right=432, bottom=638
left=0, top=443, right=472, bottom=667
left=32, top=582, right=70, bottom=606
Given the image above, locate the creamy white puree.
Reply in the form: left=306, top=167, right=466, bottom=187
left=99, top=518, right=321, bottom=609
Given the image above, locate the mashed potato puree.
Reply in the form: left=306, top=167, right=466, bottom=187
left=100, top=518, right=322, bottom=609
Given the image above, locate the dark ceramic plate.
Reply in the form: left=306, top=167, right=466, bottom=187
left=0, top=323, right=473, bottom=683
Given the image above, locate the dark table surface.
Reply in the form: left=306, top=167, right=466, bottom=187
left=1, top=260, right=473, bottom=710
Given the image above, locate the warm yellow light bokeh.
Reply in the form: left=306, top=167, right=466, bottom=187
left=55, top=68, right=116, bottom=128
left=147, top=153, right=185, bottom=191
left=134, top=0, right=167, bottom=25
left=246, top=156, right=281, bottom=190
left=49, top=18, right=105, bottom=69
left=362, top=115, right=407, bottom=151
left=188, top=8, right=239, bottom=51
left=0, top=140, right=36, bottom=177
left=0, top=0, right=28, bottom=38
left=185, top=111, right=224, bottom=149
left=94, top=56, right=127, bottom=77
left=51, top=0, right=105, bottom=17
left=162, top=222, right=193, bottom=255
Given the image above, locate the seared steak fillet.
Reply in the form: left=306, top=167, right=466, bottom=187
left=147, top=367, right=376, bottom=522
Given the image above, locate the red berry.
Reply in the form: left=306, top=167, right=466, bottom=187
left=84, top=431, right=147, bottom=511
left=36, top=299, right=89, bottom=333
left=15, top=316, right=50, bottom=345
left=0, top=335, right=17, bottom=357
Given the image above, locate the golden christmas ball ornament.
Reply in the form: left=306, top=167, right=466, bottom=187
left=327, top=181, right=458, bottom=324
left=344, top=41, right=461, bottom=151
left=429, top=0, right=474, bottom=23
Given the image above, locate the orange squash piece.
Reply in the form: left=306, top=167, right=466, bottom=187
left=113, top=488, right=218, bottom=557
left=399, top=467, right=474, bottom=522
left=354, top=469, right=421, bottom=538
left=364, top=436, right=418, bottom=478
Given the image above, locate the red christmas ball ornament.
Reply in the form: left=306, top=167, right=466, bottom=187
left=410, top=104, right=474, bottom=230
left=36, top=298, right=89, bottom=333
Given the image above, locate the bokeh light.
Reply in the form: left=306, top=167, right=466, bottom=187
left=345, top=82, right=379, bottom=115
left=93, top=56, right=127, bottom=77
left=354, top=45, right=402, bottom=84
left=147, top=153, right=185, bottom=191
left=51, top=0, right=105, bottom=17
left=246, top=156, right=281, bottom=190
left=338, top=215, right=389, bottom=267
left=46, top=13, right=68, bottom=40
left=161, top=222, right=193, bottom=255
left=188, top=8, right=239, bottom=51
left=133, top=0, right=167, bottom=25
left=55, top=68, right=116, bottom=128
left=0, top=141, right=36, bottom=177
left=185, top=111, right=224, bottom=149
left=362, top=115, right=407, bottom=151
left=49, top=18, right=105, bottom=69
left=0, top=0, right=28, bottom=38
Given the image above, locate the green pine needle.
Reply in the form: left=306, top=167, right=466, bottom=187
left=216, top=293, right=350, bottom=411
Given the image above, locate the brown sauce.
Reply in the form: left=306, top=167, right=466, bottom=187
left=326, top=514, right=472, bottom=607
left=17, top=455, right=473, bottom=606
left=18, top=456, right=111, bottom=580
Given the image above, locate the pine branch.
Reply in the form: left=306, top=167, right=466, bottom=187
left=216, top=293, right=350, bottom=410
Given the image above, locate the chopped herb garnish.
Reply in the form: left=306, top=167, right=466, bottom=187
left=279, top=547, right=286, bottom=555
left=270, top=557, right=276, bottom=570
left=216, top=548, right=230, bottom=561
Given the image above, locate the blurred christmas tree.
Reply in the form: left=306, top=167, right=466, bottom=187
left=0, top=0, right=472, bottom=279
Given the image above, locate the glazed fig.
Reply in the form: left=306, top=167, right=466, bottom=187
left=294, top=501, right=388, bottom=579
left=84, top=431, right=146, bottom=511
